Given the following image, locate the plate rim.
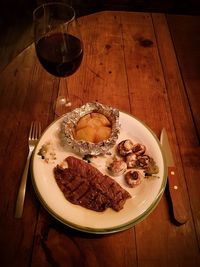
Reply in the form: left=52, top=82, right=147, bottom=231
left=31, top=110, right=167, bottom=234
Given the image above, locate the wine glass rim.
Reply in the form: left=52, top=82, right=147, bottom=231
left=33, top=2, right=76, bottom=22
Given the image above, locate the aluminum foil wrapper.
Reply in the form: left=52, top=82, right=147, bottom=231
left=61, top=102, right=120, bottom=156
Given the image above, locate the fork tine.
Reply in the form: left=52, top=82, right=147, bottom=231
left=34, top=121, right=41, bottom=139
left=35, top=121, right=40, bottom=139
left=29, top=122, right=34, bottom=139
left=33, top=121, right=37, bottom=140
left=38, top=122, right=42, bottom=138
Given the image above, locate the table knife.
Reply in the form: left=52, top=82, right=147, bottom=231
left=160, top=128, right=188, bottom=225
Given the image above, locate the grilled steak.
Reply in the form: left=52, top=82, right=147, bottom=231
left=54, top=156, right=131, bottom=212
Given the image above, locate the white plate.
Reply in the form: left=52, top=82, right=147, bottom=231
left=32, top=111, right=167, bottom=234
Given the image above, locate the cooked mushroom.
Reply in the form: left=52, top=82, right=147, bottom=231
left=132, top=143, right=146, bottom=156
left=107, top=157, right=127, bottom=176
left=136, top=155, right=150, bottom=169
left=126, top=153, right=137, bottom=168
left=125, top=170, right=143, bottom=188
left=117, top=139, right=134, bottom=156
left=145, top=157, right=159, bottom=175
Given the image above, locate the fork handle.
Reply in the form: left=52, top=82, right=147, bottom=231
left=14, top=150, right=32, bottom=218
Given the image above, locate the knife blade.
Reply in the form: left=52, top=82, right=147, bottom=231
left=160, top=128, right=188, bottom=225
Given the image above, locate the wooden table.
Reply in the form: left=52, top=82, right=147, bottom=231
left=0, top=11, right=200, bottom=267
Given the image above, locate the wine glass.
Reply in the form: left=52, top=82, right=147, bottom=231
left=33, top=2, right=83, bottom=115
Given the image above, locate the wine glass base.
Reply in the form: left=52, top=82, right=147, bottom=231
left=54, top=95, right=83, bottom=117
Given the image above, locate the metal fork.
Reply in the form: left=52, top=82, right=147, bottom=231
left=15, top=121, right=41, bottom=218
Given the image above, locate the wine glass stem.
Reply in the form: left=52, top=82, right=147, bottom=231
left=54, top=77, right=72, bottom=117
left=63, top=77, right=71, bottom=107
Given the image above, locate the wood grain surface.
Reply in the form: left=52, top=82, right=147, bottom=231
left=0, top=11, right=200, bottom=267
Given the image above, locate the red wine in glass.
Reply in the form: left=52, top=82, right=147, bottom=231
left=36, top=33, right=83, bottom=77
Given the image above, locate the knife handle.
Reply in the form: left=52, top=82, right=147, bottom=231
left=168, top=167, right=188, bottom=225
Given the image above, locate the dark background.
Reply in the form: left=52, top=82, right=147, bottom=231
left=1, top=0, right=200, bottom=27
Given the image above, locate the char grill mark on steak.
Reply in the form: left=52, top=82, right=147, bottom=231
left=54, top=156, right=131, bottom=212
